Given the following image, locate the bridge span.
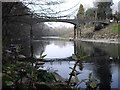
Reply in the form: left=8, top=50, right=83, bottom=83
left=8, top=16, right=109, bottom=25
left=8, top=16, right=110, bottom=39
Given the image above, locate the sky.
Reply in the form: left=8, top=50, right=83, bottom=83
left=46, top=0, right=119, bottom=28
left=23, top=0, right=119, bottom=27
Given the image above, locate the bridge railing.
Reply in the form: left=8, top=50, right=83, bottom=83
left=77, top=17, right=110, bottom=23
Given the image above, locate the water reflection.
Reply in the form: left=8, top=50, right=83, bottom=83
left=92, top=58, right=112, bottom=89
left=74, top=41, right=120, bottom=58
left=41, top=59, right=119, bottom=89
left=73, top=41, right=120, bottom=89
left=33, top=38, right=119, bottom=89
left=19, top=37, right=119, bottom=89
left=33, top=39, right=74, bottom=59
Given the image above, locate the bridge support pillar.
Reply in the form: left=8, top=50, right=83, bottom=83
left=75, top=24, right=81, bottom=39
left=77, top=29, right=79, bottom=39
left=74, top=25, right=77, bottom=39
left=74, top=24, right=82, bottom=39
left=78, top=28, right=81, bottom=38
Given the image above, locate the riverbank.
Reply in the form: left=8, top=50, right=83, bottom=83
left=77, top=38, right=119, bottom=44
left=63, top=23, right=120, bottom=44
left=80, top=23, right=119, bottom=44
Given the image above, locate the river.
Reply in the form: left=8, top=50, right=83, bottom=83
left=22, top=36, right=120, bottom=89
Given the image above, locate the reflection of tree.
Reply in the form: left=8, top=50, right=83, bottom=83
left=21, top=40, right=31, bottom=57
left=74, top=41, right=94, bottom=57
left=33, top=41, right=49, bottom=58
left=93, top=59, right=112, bottom=89
left=74, top=41, right=111, bottom=58
left=50, top=40, right=72, bottom=48
left=95, top=44, right=120, bottom=57
left=74, top=41, right=113, bottom=89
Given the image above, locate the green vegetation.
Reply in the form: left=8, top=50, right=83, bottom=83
left=2, top=44, right=98, bottom=89
left=2, top=49, right=56, bottom=89
left=112, top=24, right=120, bottom=31
left=68, top=54, right=99, bottom=89
left=85, top=8, right=96, bottom=18
left=94, top=1, right=113, bottom=19
left=77, top=4, right=85, bottom=18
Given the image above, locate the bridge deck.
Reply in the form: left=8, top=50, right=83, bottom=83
left=8, top=16, right=109, bottom=25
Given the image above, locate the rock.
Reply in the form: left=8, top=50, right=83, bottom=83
left=52, top=72, right=67, bottom=82
left=101, top=36, right=104, bottom=38
left=70, top=78, right=79, bottom=86
left=110, top=39, right=115, bottom=41
left=52, top=72, right=79, bottom=86
left=109, top=57, right=113, bottom=60
left=115, top=35, right=118, bottom=38
left=18, top=55, right=26, bottom=59
left=5, top=50, right=12, bottom=53
left=36, top=61, right=45, bottom=65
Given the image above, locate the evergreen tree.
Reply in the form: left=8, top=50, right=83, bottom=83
left=77, top=4, right=85, bottom=19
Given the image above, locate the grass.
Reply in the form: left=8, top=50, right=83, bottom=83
left=112, top=24, right=120, bottom=31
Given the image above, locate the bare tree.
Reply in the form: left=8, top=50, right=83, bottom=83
left=2, top=0, right=80, bottom=48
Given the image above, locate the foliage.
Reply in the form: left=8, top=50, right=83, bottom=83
left=113, top=11, right=120, bottom=22
left=76, top=73, right=99, bottom=89
left=68, top=54, right=90, bottom=86
left=40, top=51, right=47, bottom=59
left=77, top=4, right=85, bottom=19
left=94, top=1, right=113, bottom=19
left=72, top=54, right=78, bottom=60
left=2, top=49, right=56, bottom=89
left=85, top=8, right=96, bottom=18
left=68, top=54, right=99, bottom=89
left=3, top=61, right=56, bottom=89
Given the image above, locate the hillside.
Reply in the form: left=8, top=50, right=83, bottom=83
left=85, top=23, right=119, bottom=40
left=63, top=23, right=120, bottom=41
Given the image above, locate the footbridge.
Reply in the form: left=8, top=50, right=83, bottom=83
left=8, top=16, right=110, bottom=39
left=8, top=16, right=109, bottom=25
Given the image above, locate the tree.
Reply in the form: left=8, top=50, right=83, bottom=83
left=113, top=11, right=120, bottom=22
left=94, top=0, right=113, bottom=19
left=2, top=1, right=65, bottom=43
left=2, top=1, right=79, bottom=48
left=85, top=8, right=96, bottom=19
left=77, top=4, right=85, bottom=19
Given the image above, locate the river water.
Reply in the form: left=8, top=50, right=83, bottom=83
left=23, top=36, right=120, bottom=89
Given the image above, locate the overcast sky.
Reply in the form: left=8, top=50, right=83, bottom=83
left=63, top=0, right=119, bottom=12
left=46, top=0, right=119, bottom=27
left=23, top=0, right=119, bottom=27
left=24, top=0, right=119, bottom=17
